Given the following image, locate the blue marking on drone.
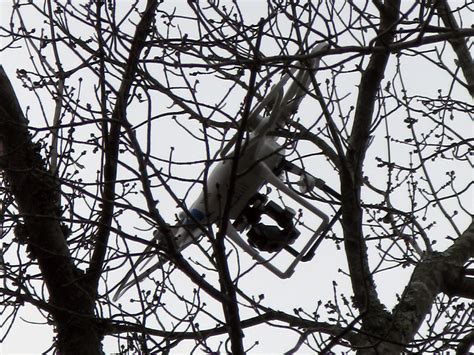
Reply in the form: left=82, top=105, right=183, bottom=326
left=190, top=208, right=205, bottom=221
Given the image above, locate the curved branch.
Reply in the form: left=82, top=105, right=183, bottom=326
left=435, top=0, right=474, bottom=97
left=286, top=120, right=342, bottom=171
left=103, top=310, right=361, bottom=346
left=86, top=0, right=159, bottom=292
left=341, top=0, right=401, bottom=318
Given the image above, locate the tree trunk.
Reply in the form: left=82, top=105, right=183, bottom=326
left=0, top=66, right=103, bottom=354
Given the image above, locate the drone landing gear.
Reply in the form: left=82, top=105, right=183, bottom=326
left=225, top=158, right=342, bottom=278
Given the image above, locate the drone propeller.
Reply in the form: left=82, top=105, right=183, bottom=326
left=113, top=251, right=165, bottom=302
left=220, top=41, right=329, bottom=157
left=249, top=41, right=329, bottom=135
left=113, top=224, right=202, bottom=302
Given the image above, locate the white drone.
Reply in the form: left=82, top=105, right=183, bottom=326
left=114, top=42, right=339, bottom=301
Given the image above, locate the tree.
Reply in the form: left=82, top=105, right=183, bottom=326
left=0, top=1, right=472, bottom=353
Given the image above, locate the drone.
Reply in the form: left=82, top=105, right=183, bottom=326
left=114, top=42, right=340, bottom=301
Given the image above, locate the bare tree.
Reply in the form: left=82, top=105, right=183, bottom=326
left=0, top=1, right=472, bottom=354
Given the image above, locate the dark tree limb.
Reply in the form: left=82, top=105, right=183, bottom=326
left=443, top=270, right=474, bottom=299
left=340, top=0, right=400, bottom=322
left=103, top=309, right=362, bottom=347
left=386, top=219, right=474, bottom=352
left=351, top=217, right=472, bottom=354
left=435, top=0, right=474, bottom=97
left=0, top=67, right=101, bottom=354
left=208, top=20, right=267, bottom=354
left=287, top=120, right=342, bottom=171
left=86, top=0, right=159, bottom=292
left=121, top=118, right=225, bottom=303
left=456, top=330, right=474, bottom=355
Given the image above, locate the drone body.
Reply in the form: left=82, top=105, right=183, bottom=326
left=174, top=136, right=283, bottom=248
left=114, top=42, right=334, bottom=301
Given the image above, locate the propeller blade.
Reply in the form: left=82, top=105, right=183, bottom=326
left=113, top=225, right=202, bottom=300
left=220, top=41, right=329, bottom=156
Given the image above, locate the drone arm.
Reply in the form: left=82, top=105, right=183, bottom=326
left=220, top=85, right=285, bottom=158
left=248, top=70, right=294, bottom=126
left=257, top=162, right=330, bottom=224
left=251, top=41, right=329, bottom=136
left=221, top=42, right=329, bottom=156
left=253, top=87, right=284, bottom=136
left=279, top=160, right=341, bottom=199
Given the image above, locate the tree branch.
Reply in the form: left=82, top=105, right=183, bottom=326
left=143, top=29, right=474, bottom=69
left=435, top=0, right=474, bottom=97
left=443, top=274, right=474, bottom=299
left=389, top=219, right=474, bottom=350
left=287, top=120, right=342, bottom=171
left=341, top=0, right=400, bottom=318
left=0, top=66, right=101, bottom=353
left=86, top=0, right=159, bottom=292
left=104, top=309, right=361, bottom=346
left=208, top=19, right=266, bottom=354
left=456, top=330, right=474, bottom=355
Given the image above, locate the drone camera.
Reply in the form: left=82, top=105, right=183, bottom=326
left=245, top=200, right=300, bottom=253
left=247, top=223, right=300, bottom=253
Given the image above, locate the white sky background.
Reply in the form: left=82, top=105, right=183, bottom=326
left=0, top=0, right=472, bottom=353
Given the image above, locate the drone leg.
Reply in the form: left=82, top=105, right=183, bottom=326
left=226, top=223, right=294, bottom=278
left=226, top=161, right=331, bottom=278
left=257, top=162, right=329, bottom=224
left=252, top=161, right=331, bottom=276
